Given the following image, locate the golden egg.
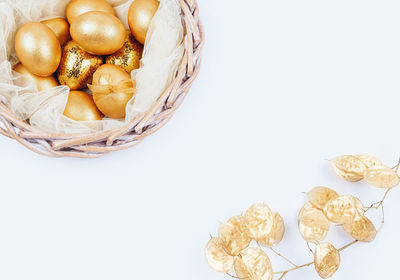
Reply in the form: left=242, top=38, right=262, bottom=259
left=128, top=0, right=159, bottom=45
left=105, top=32, right=143, bottom=73
left=66, top=0, right=115, bottom=24
left=14, top=63, right=59, bottom=92
left=57, top=41, right=103, bottom=90
left=41, top=18, right=71, bottom=46
left=15, top=22, right=61, bottom=77
left=70, top=11, right=126, bottom=55
left=90, top=64, right=135, bottom=119
left=63, top=90, right=103, bottom=121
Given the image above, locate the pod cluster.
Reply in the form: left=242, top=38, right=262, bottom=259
left=205, top=203, right=284, bottom=280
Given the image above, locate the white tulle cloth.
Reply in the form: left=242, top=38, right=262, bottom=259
left=0, top=0, right=184, bottom=134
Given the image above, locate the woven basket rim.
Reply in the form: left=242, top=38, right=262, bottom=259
left=0, top=0, right=204, bottom=158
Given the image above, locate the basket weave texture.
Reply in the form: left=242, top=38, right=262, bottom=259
left=0, top=0, right=204, bottom=158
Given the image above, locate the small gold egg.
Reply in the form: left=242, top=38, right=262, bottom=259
left=57, top=41, right=103, bottom=90
left=70, top=11, right=126, bottom=55
left=41, top=18, right=71, bottom=46
left=14, top=63, right=59, bottom=92
left=66, top=0, right=116, bottom=24
left=105, top=32, right=143, bottom=73
left=128, top=0, right=159, bottom=45
left=90, top=64, right=135, bottom=119
left=15, top=22, right=61, bottom=77
left=63, top=90, right=103, bottom=121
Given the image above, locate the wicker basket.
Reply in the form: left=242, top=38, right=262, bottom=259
left=0, top=0, right=204, bottom=158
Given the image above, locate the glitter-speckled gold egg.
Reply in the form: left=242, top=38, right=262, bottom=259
left=14, top=63, right=59, bottom=92
left=57, top=41, right=103, bottom=90
left=128, top=0, right=159, bottom=45
left=90, top=64, right=135, bottom=119
left=41, top=18, right=71, bottom=46
left=63, top=90, right=102, bottom=121
left=70, top=11, right=126, bottom=55
left=15, top=22, right=61, bottom=77
left=105, top=32, right=143, bottom=73
left=66, top=0, right=116, bottom=24
left=314, top=243, right=340, bottom=279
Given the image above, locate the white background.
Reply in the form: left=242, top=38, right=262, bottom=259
left=0, top=0, right=400, bottom=279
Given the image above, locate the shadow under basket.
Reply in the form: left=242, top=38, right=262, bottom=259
left=0, top=0, right=204, bottom=158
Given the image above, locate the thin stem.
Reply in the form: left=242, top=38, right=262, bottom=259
left=273, top=240, right=358, bottom=279
left=365, top=188, right=391, bottom=213
left=226, top=272, right=247, bottom=280
left=269, top=247, right=298, bottom=268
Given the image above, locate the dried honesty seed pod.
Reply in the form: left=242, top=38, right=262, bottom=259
left=244, top=203, right=274, bottom=241
left=307, top=186, right=339, bottom=210
left=205, top=237, right=234, bottom=272
left=218, top=216, right=251, bottom=256
left=356, top=154, right=383, bottom=169
left=314, top=242, right=340, bottom=279
left=364, top=165, right=400, bottom=189
left=234, top=247, right=273, bottom=280
left=260, top=212, right=285, bottom=247
left=330, top=155, right=366, bottom=182
left=298, top=202, right=330, bottom=243
left=342, top=215, right=377, bottom=242
left=323, top=195, right=364, bottom=224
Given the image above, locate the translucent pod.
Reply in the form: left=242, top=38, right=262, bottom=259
left=260, top=212, right=285, bottom=247
left=355, top=154, right=383, bottom=169
left=244, top=203, right=274, bottom=241
left=298, top=202, right=330, bottom=243
left=218, top=216, right=251, bottom=256
left=342, top=215, right=377, bottom=242
left=323, top=195, right=364, bottom=224
left=205, top=237, right=234, bottom=272
left=330, top=155, right=366, bottom=182
left=234, top=247, right=273, bottom=280
left=307, top=186, right=339, bottom=210
left=364, top=165, right=400, bottom=189
left=314, top=242, right=340, bottom=279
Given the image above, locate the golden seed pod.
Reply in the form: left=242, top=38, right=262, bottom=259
left=298, top=202, right=330, bottom=243
left=244, top=203, right=274, bottom=241
left=314, top=242, right=340, bottom=279
left=15, top=22, right=61, bottom=77
left=342, top=215, right=377, bottom=242
left=105, top=32, right=143, bottom=74
left=259, top=212, right=285, bottom=247
left=128, top=0, right=159, bottom=45
left=364, top=165, right=400, bottom=189
left=90, top=64, right=135, bottom=119
left=63, top=90, right=103, bottom=121
left=66, top=0, right=116, bottom=24
left=13, top=63, right=59, bottom=92
left=41, top=17, right=71, bottom=46
left=330, top=155, right=367, bottom=182
left=323, top=195, right=364, bottom=224
left=70, top=11, right=126, bottom=55
left=355, top=154, right=383, bottom=169
left=57, top=41, right=103, bottom=90
left=218, top=216, right=251, bottom=256
left=234, top=248, right=273, bottom=280
left=307, top=186, right=339, bottom=210
left=205, top=237, right=234, bottom=273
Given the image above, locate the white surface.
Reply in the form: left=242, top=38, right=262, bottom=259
left=0, top=0, right=400, bottom=279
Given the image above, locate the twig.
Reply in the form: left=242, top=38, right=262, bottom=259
left=365, top=188, right=391, bottom=213
left=269, top=247, right=298, bottom=268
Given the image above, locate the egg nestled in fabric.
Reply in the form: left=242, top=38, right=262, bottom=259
left=70, top=11, right=126, bottom=56
left=14, top=63, right=59, bottom=92
left=63, top=90, right=103, bottom=121
left=128, top=0, right=159, bottom=45
left=66, top=0, right=116, bottom=24
left=15, top=22, right=61, bottom=77
left=41, top=18, right=71, bottom=46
